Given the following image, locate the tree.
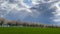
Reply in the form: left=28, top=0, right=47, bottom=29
left=7, top=23, right=12, bottom=26
left=39, top=24, right=44, bottom=28
left=22, top=22, right=29, bottom=27
left=23, top=23, right=27, bottom=26
left=0, top=21, right=4, bottom=25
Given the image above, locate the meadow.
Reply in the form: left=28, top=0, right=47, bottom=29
left=0, top=27, right=60, bottom=34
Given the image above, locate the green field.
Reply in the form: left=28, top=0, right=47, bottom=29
left=0, top=27, right=60, bottom=34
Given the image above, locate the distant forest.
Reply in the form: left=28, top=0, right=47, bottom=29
left=0, top=17, right=60, bottom=28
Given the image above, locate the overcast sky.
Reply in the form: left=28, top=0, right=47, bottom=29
left=0, top=0, right=60, bottom=25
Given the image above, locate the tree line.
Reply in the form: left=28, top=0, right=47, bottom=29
left=0, top=18, right=60, bottom=28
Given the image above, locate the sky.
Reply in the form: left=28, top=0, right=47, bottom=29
left=0, top=0, right=60, bottom=25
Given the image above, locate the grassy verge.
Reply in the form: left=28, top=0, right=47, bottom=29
left=0, top=27, right=60, bottom=34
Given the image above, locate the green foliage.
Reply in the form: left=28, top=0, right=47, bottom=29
left=0, top=27, right=60, bottom=34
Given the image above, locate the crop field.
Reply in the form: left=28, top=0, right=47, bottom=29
left=0, top=27, right=60, bottom=34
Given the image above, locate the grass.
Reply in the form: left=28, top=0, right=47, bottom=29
left=0, top=27, right=60, bottom=34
